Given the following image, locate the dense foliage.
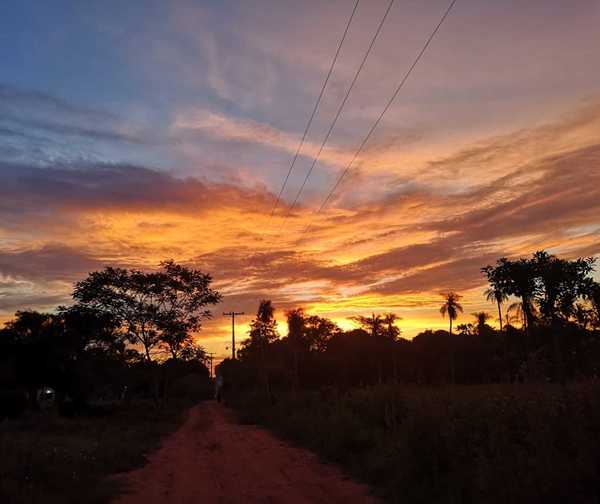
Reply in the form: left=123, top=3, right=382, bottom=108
left=220, top=251, right=600, bottom=392
left=0, top=261, right=219, bottom=417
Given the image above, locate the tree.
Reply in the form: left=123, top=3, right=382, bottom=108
left=350, top=312, right=401, bottom=383
left=382, top=313, right=402, bottom=341
left=484, top=286, right=508, bottom=331
left=73, top=260, right=221, bottom=363
left=440, top=292, right=463, bottom=336
left=573, top=303, right=593, bottom=330
left=58, top=304, right=124, bottom=356
left=532, top=251, right=595, bottom=323
left=286, top=308, right=306, bottom=390
left=483, top=258, right=537, bottom=336
left=483, top=252, right=596, bottom=335
left=246, top=300, right=279, bottom=349
left=507, top=301, right=527, bottom=328
left=160, top=327, right=189, bottom=360
left=585, top=281, right=600, bottom=328
left=241, top=300, right=279, bottom=397
left=351, top=313, right=384, bottom=337
left=286, top=308, right=306, bottom=347
left=4, top=311, right=60, bottom=409
left=440, top=293, right=463, bottom=383
left=471, top=312, right=492, bottom=336
left=178, top=340, right=207, bottom=363
left=304, top=315, right=340, bottom=352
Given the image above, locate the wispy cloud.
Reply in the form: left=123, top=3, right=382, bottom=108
left=0, top=85, right=152, bottom=146
left=171, top=108, right=353, bottom=170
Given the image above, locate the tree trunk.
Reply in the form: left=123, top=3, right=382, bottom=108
left=449, top=318, right=455, bottom=384
left=497, top=300, right=503, bottom=331
left=143, top=342, right=160, bottom=408
left=522, top=298, right=532, bottom=354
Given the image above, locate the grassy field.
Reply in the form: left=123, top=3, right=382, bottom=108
left=0, top=399, right=195, bottom=504
left=230, top=383, right=600, bottom=504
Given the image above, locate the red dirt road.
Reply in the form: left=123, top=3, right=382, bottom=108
left=112, top=402, right=378, bottom=504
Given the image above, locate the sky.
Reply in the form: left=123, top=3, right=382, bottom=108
left=1, top=0, right=599, bottom=360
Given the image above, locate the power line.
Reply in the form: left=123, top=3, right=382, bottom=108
left=302, top=0, right=458, bottom=238
left=275, top=0, right=396, bottom=232
left=269, top=0, right=361, bottom=219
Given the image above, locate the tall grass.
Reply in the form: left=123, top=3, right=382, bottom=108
left=231, top=383, right=600, bottom=503
left=0, top=398, right=194, bottom=504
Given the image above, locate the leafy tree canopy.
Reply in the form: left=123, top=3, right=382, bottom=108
left=72, top=260, right=221, bottom=362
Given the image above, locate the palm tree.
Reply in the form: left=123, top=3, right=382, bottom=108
left=351, top=313, right=384, bottom=337
left=350, top=313, right=387, bottom=384
left=381, top=312, right=402, bottom=382
left=482, top=258, right=537, bottom=335
left=440, top=292, right=463, bottom=336
left=485, top=286, right=508, bottom=331
left=382, top=313, right=402, bottom=340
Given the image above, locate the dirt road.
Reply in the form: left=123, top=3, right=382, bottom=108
left=112, top=402, right=377, bottom=504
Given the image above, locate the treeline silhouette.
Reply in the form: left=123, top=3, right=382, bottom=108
left=2, top=250, right=600, bottom=418
left=219, top=250, right=600, bottom=392
left=1, top=260, right=221, bottom=417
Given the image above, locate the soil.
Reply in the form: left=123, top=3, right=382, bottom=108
left=111, top=401, right=378, bottom=504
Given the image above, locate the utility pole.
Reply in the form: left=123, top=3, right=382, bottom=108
left=223, top=311, right=244, bottom=359
left=206, top=352, right=215, bottom=378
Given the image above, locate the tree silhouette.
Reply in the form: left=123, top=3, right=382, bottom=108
left=585, top=281, right=600, bottom=328
left=483, top=258, right=537, bottom=337
left=240, top=300, right=279, bottom=397
left=382, top=313, right=402, bottom=340
left=440, top=292, right=463, bottom=336
left=304, top=314, right=340, bottom=352
left=472, top=311, right=491, bottom=333
left=532, top=251, right=595, bottom=323
left=246, top=300, right=279, bottom=349
left=73, top=260, right=221, bottom=363
left=286, top=308, right=305, bottom=390
left=351, top=313, right=384, bottom=337
left=484, top=286, right=508, bottom=331
left=507, top=301, right=527, bottom=328
left=573, top=303, right=593, bottom=330
left=4, top=311, right=60, bottom=410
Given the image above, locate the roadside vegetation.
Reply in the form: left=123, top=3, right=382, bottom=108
left=218, top=250, right=600, bottom=503
left=0, top=398, right=196, bottom=504
left=230, top=384, right=600, bottom=503
left=0, top=260, right=219, bottom=503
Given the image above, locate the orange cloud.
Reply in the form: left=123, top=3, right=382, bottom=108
left=1, top=104, right=599, bottom=348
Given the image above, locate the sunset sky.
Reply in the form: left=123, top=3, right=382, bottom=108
left=1, top=0, right=599, bottom=359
